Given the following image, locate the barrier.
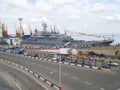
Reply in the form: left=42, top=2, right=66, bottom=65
left=40, top=76, right=45, bottom=81
left=33, top=73, right=39, bottom=78
left=24, top=67, right=29, bottom=71
left=29, top=70, right=34, bottom=74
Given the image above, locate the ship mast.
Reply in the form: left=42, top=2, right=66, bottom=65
left=42, top=21, right=47, bottom=32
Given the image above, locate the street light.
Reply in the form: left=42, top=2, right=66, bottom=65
left=59, top=53, right=62, bottom=90
left=58, top=41, right=71, bottom=90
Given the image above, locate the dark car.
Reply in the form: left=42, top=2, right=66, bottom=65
left=87, top=51, right=105, bottom=57
left=87, top=51, right=99, bottom=56
left=71, top=58, right=77, bottom=63
left=15, top=50, right=24, bottom=54
left=31, top=52, right=38, bottom=57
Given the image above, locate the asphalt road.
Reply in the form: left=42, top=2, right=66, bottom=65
left=0, top=61, right=47, bottom=90
left=0, top=52, right=120, bottom=90
left=0, top=71, right=19, bottom=90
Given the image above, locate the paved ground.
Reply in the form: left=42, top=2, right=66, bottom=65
left=0, top=51, right=120, bottom=90
left=0, top=61, right=47, bottom=90
left=0, top=72, right=19, bottom=90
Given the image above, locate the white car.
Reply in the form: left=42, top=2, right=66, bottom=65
left=51, top=57, right=58, bottom=60
left=109, top=62, right=118, bottom=67
left=105, top=60, right=118, bottom=67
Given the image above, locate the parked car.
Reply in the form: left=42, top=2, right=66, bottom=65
left=51, top=57, right=58, bottom=61
left=5, top=49, right=13, bottom=53
left=15, top=50, right=24, bottom=54
left=87, top=51, right=105, bottom=58
left=84, top=60, right=92, bottom=66
left=23, top=51, right=30, bottom=56
left=109, top=61, right=118, bottom=67
left=77, top=59, right=83, bottom=64
left=31, top=52, right=38, bottom=57
left=102, top=60, right=118, bottom=68
left=71, top=58, right=77, bottom=63
left=87, top=51, right=99, bottom=56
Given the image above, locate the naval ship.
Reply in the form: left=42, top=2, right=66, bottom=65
left=22, top=22, right=114, bottom=47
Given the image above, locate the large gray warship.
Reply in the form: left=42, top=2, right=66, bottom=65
left=22, top=22, right=114, bottom=47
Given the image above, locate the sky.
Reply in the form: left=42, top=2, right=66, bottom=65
left=0, top=0, right=120, bottom=35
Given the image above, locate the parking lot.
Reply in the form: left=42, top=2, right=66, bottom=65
left=0, top=46, right=119, bottom=70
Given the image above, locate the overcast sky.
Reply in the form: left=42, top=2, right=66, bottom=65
left=0, top=0, right=120, bottom=34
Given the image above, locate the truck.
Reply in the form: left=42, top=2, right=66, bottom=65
left=58, top=48, right=70, bottom=54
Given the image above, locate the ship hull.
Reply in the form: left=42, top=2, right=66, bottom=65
left=22, top=38, right=114, bottom=47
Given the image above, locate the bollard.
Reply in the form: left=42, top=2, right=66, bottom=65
left=59, top=86, right=63, bottom=90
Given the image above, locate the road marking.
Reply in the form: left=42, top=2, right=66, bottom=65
left=38, top=65, right=42, bottom=67
left=100, top=88, right=105, bottom=90
left=84, top=81, right=91, bottom=85
left=50, top=71, right=53, bottom=74
left=53, top=69, right=58, bottom=72
left=116, top=88, right=120, bottom=90
left=8, top=74, right=22, bottom=90
left=62, top=72, right=67, bottom=75
left=72, top=77, right=78, bottom=80
left=64, top=62, right=68, bottom=64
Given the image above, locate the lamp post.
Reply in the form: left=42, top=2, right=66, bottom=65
left=59, top=53, right=62, bottom=90
left=58, top=40, right=72, bottom=90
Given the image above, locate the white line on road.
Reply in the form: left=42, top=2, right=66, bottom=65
left=100, top=88, right=106, bottom=90
left=50, top=71, right=53, bottom=74
left=72, top=77, right=78, bottom=80
left=53, top=69, right=58, bottom=72
left=84, top=81, right=91, bottom=85
left=8, top=75, right=22, bottom=90
left=116, top=88, right=120, bottom=90
left=62, top=72, right=67, bottom=75
left=38, top=65, right=42, bottom=67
